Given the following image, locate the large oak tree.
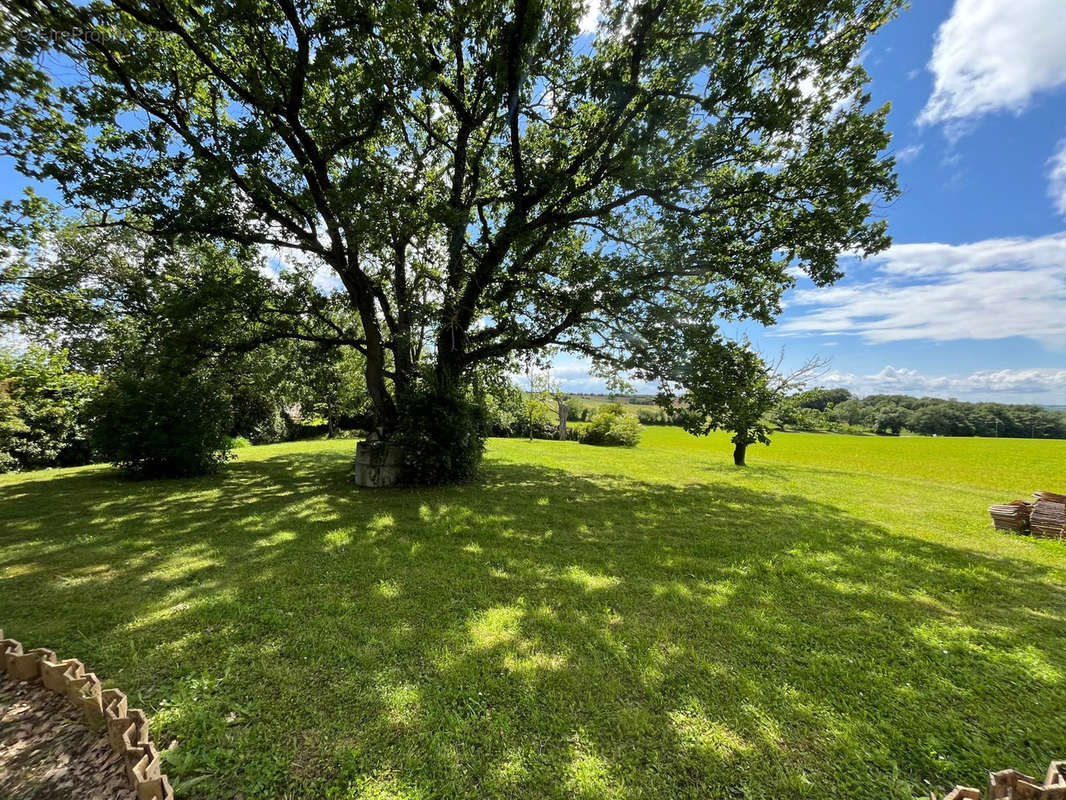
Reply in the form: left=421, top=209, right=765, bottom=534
left=0, top=0, right=901, bottom=475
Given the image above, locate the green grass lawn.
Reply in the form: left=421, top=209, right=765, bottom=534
left=1, top=428, right=1064, bottom=799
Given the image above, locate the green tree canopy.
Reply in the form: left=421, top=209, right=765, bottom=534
left=1, top=0, right=901, bottom=480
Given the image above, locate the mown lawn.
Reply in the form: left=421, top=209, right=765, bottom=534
left=1, top=428, right=1064, bottom=799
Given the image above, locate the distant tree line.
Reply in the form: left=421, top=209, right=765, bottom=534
left=773, top=388, right=1066, bottom=438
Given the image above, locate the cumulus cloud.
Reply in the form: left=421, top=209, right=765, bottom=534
left=578, top=0, right=600, bottom=33
left=1049, top=138, right=1066, bottom=218
left=510, top=358, right=659, bottom=394
left=825, top=365, right=1066, bottom=400
left=777, top=232, right=1066, bottom=346
left=919, top=0, right=1066, bottom=126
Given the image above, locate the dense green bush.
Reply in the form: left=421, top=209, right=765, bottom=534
left=230, top=387, right=279, bottom=442
left=484, top=381, right=528, bottom=437
left=580, top=404, right=642, bottom=447
left=635, top=406, right=688, bottom=426
left=249, top=405, right=291, bottom=444
left=565, top=397, right=590, bottom=422
left=90, top=364, right=234, bottom=478
left=523, top=401, right=560, bottom=440
left=0, top=381, right=24, bottom=473
left=483, top=381, right=559, bottom=439
left=0, top=348, right=98, bottom=473
left=394, top=374, right=489, bottom=485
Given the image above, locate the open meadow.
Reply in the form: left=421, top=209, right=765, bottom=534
left=1, top=428, right=1064, bottom=799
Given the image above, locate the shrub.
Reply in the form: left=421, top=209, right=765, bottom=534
left=393, top=374, right=489, bottom=485
left=566, top=397, right=589, bottom=422
left=0, top=381, right=26, bottom=473
left=580, top=404, right=642, bottom=447
left=484, top=381, right=527, bottom=437
left=226, top=435, right=252, bottom=448
left=0, top=348, right=98, bottom=473
left=522, top=400, right=559, bottom=440
left=249, top=405, right=290, bottom=444
left=483, top=381, right=558, bottom=439
left=90, top=364, right=234, bottom=478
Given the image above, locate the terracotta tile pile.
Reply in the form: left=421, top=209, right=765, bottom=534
left=0, top=630, right=173, bottom=800
left=988, top=500, right=1032, bottom=532
left=988, top=491, right=1066, bottom=539
left=942, top=760, right=1066, bottom=799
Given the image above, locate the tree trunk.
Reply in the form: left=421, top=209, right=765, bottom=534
left=337, top=262, right=398, bottom=437
left=733, top=441, right=747, bottom=466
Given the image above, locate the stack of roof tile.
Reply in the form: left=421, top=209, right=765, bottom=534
left=1029, top=497, right=1066, bottom=539
left=988, top=490, right=1066, bottom=539
left=988, top=500, right=1032, bottom=532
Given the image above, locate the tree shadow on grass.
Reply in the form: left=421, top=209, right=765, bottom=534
left=0, top=451, right=1064, bottom=799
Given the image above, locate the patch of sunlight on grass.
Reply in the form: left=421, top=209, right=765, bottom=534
left=914, top=623, right=1063, bottom=683
left=381, top=682, right=421, bottom=730
left=253, top=530, right=297, bottom=548
left=651, top=580, right=693, bottom=600
left=503, top=643, right=568, bottom=675
left=462, top=542, right=483, bottom=554
left=48, top=564, right=114, bottom=588
left=638, top=641, right=684, bottom=689
left=487, top=748, right=530, bottom=793
left=343, top=774, right=419, bottom=800
left=669, top=710, right=751, bottom=758
left=376, top=579, right=401, bottom=599
left=324, top=528, right=352, bottom=549
left=141, top=546, right=220, bottom=580
left=563, top=565, right=621, bottom=592
left=567, top=740, right=621, bottom=799
left=368, top=512, right=395, bottom=534
left=2, top=563, right=43, bottom=578
left=467, top=605, right=523, bottom=649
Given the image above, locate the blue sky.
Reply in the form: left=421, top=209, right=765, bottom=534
left=3, top=0, right=1066, bottom=403
left=556, top=0, right=1066, bottom=403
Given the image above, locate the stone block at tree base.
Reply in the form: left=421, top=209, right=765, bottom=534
left=353, top=440, right=404, bottom=488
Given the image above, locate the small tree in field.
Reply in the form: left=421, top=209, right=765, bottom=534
left=521, top=356, right=554, bottom=442
left=659, top=338, right=825, bottom=465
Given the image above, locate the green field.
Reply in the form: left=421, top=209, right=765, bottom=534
left=1, top=428, right=1064, bottom=799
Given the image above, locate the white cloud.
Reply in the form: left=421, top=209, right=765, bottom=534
left=777, top=232, right=1066, bottom=346
left=256, top=241, right=344, bottom=293
left=510, top=358, right=658, bottom=394
left=825, top=365, right=1066, bottom=401
left=919, top=0, right=1066, bottom=126
left=895, top=143, right=923, bottom=163
left=578, top=0, right=600, bottom=33
left=1048, top=138, right=1066, bottom=218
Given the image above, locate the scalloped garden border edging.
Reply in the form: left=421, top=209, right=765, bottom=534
left=0, top=629, right=173, bottom=800
left=1, top=628, right=1061, bottom=800
left=942, top=761, right=1065, bottom=799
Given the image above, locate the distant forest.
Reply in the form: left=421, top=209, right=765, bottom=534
left=774, top=388, right=1066, bottom=439
left=573, top=389, right=1066, bottom=439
